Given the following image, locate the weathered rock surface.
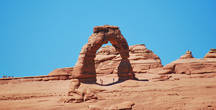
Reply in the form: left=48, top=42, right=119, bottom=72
left=88, top=105, right=103, bottom=110
left=204, top=48, right=216, bottom=58
left=168, top=59, right=216, bottom=74
left=72, top=25, right=136, bottom=82
left=147, top=67, right=172, bottom=75
left=158, top=50, right=216, bottom=74
left=1, top=72, right=216, bottom=110
left=0, top=75, right=71, bottom=84
left=66, top=79, right=98, bottom=103
left=49, top=67, right=73, bottom=75
left=107, top=101, right=135, bottom=110
left=95, top=44, right=162, bottom=74
left=49, top=44, right=162, bottom=77
left=179, top=50, right=194, bottom=59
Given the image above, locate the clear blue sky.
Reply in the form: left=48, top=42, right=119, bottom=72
left=0, top=0, right=216, bottom=77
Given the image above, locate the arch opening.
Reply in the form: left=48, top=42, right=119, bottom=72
left=72, top=25, right=136, bottom=83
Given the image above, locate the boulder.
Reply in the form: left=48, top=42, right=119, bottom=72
left=179, top=50, right=194, bottom=59
left=66, top=79, right=98, bottom=103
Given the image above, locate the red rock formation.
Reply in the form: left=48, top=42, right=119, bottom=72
left=204, top=49, right=216, bottom=58
left=95, top=44, right=162, bottom=74
left=49, top=44, right=162, bottom=77
left=72, top=25, right=136, bottom=82
left=179, top=50, right=194, bottom=59
left=0, top=75, right=71, bottom=84
left=49, top=67, right=73, bottom=75
left=161, top=50, right=216, bottom=74
left=107, top=101, right=135, bottom=110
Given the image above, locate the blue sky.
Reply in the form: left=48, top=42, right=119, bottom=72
left=0, top=0, right=216, bottom=77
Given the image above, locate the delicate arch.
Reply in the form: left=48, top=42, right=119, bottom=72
left=72, top=25, right=135, bottom=83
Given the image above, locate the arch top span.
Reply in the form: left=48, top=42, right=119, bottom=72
left=72, top=25, right=136, bottom=83
left=93, top=25, right=119, bottom=33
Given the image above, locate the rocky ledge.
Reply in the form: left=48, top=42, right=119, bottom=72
left=148, top=49, right=216, bottom=74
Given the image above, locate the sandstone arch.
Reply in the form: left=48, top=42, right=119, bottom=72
left=72, top=25, right=136, bottom=83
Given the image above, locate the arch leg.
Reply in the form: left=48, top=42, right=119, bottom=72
left=110, top=34, right=136, bottom=80
left=72, top=34, right=106, bottom=83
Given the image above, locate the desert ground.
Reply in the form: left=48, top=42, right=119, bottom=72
left=0, top=73, right=216, bottom=110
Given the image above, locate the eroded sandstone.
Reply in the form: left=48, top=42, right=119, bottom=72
left=95, top=44, right=162, bottom=74
left=204, top=48, right=216, bottom=58
left=49, top=67, right=73, bottom=76
left=72, top=25, right=136, bottom=82
left=157, top=49, right=216, bottom=74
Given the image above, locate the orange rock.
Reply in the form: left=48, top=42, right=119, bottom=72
left=48, top=67, right=73, bottom=76
left=95, top=44, right=162, bottom=74
left=107, top=101, right=135, bottom=110
left=162, top=50, right=216, bottom=74
left=180, top=50, right=194, bottom=59
left=204, top=49, right=216, bottom=58
left=72, top=25, right=136, bottom=82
